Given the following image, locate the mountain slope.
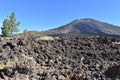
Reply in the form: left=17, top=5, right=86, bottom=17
left=40, top=18, right=120, bottom=36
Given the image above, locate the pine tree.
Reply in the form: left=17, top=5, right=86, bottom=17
left=1, top=19, right=11, bottom=37
left=1, top=12, right=20, bottom=37
left=9, top=12, right=20, bottom=34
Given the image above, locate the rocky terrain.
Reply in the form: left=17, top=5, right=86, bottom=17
left=0, top=35, right=120, bottom=80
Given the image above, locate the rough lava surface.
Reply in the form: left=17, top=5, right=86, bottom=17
left=0, top=35, right=119, bottom=80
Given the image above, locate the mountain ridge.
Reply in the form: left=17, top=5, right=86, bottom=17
left=39, top=18, right=120, bottom=37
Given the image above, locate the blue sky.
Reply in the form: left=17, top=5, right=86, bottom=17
left=0, top=0, right=120, bottom=33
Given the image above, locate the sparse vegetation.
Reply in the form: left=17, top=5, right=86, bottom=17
left=23, top=29, right=28, bottom=37
left=39, top=36, right=54, bottom=40
left=20, top=29, right=37, bottom=38
left=28, top=31, right=37, bottom=38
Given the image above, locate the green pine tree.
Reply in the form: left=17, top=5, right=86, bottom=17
left=1, top=19, right=11, bottom=37
left=1, top=12, right=20, bottom=37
